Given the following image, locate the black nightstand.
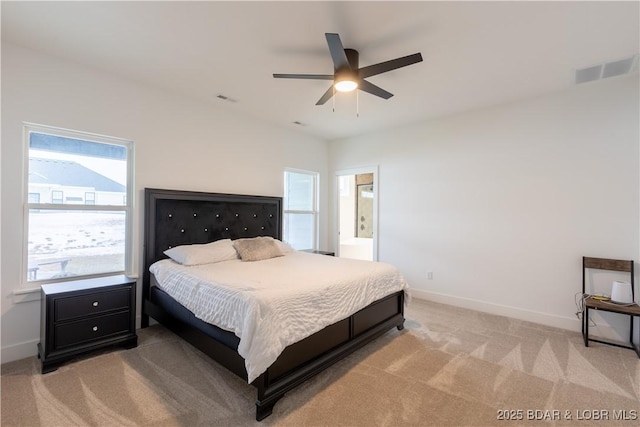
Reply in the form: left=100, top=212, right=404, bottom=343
left=38, top=275, right=138, bottom=373
left=302, top=249, right=335, bottom=256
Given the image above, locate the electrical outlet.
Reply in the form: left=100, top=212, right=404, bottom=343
left=427, top=271, right=433, bottom=280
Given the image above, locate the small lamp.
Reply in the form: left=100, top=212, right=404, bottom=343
left=611, top=281, right=633, bottom=304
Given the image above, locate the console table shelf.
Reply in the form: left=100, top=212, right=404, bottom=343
left=581, top=257, right=639, bottom=358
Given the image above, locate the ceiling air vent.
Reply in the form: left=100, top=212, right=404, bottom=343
left=602, top=57, right=636, bottom=78
left=575, top=64, right=603, bottom=84
left=575, top=55, right=638, bottom=84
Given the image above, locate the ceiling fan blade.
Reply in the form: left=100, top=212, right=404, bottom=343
left=358, top=79, right=393, bottom=100
left=315, top=86, right=335, bottom=105
left=325, top=33, right=350, bottom=70
left=273, top=73, right=334, bottom=80
left=358, top=53, right=423, bottom=79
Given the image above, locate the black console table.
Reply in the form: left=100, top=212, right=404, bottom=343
left=581, top=257, right=639, bottom=358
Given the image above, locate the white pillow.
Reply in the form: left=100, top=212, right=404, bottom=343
left=164, top=239, right=238, bottom=266
left=233, top=236, right=284, bottom=262
left=274, top=239, right=295, bottom=253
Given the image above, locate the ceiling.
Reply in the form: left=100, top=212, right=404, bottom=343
left=2, top=1, right=638, bottom=141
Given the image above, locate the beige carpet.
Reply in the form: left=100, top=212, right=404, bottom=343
left=2, top=298, right=639, bottom=426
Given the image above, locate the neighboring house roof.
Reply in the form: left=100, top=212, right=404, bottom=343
left=29, top=158, right=126, bottom=192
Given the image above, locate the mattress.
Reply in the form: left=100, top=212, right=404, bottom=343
left=149, top=251, right=410, bottom=382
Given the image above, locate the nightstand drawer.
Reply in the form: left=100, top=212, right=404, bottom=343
left=54, top=288, right=131, bottom=321
left=54, top=311, right=131, bottom=349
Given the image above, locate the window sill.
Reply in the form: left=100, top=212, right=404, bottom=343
left=12, top=287, right=42, bottom=304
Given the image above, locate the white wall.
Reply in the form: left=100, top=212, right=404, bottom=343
left=1, top=43, right=329, bottom=362
left=3, top=42, right=638, bottom=363
left=330, top=74, right=639, bottom=336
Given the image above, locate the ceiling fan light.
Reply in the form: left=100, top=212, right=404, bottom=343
left=334, top=79, right=358, bottom=92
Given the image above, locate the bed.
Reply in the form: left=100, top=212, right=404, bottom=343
left=141, top=188, right=407, bottom=420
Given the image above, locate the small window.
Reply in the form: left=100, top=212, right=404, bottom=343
left=51, top=190, right=63, bottom=204
left=25, top=123, right=134, bottom=283
left=283, top=169, right=319, bottom=250
left=85, top=192, right=96, bottom=205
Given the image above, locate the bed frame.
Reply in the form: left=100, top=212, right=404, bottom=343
left=141, top=188, right=405, bottom=420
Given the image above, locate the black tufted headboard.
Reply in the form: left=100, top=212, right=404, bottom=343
left=142, top=188, right=282, bottom=291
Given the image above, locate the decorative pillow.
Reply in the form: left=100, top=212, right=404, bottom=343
left=233, top=236, right=284, bottom=262
left=164, top=239, right=238, bottom=266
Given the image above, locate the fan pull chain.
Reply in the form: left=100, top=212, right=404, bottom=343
left=332, top=87, right=336, bottom=113
left=357, top=90, right=359, bottom=118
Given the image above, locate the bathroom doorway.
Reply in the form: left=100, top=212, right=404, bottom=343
left=335, top=166, right=378, bottom=261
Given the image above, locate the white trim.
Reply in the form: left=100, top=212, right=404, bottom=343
left=126, top=141, right=135, bottom=277
left=11, top=287, right=41, bottom=304
left=2, top=338, right=40, bottom=363
left=334, top=166, right=379, bottom=261
left=23, top=122, right=133, bottom=145
left=285, top=209, right=317, bottom=214
left=12, top=287, right=40, bottom=295
left=410, top=288, right=581, bottom=331
left=27, top=203, right=127, bottom=211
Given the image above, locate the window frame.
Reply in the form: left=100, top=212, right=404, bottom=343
left=283, top=168, right=319, bottom=251
left=22, top=122, right=135, bottom=284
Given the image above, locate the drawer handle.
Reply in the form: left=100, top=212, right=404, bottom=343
left=92, top=326, right=98, bottom=332
left=92, top=301, right=99, bottom=307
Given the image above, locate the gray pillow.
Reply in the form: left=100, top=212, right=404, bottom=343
left=233, top=236, right=284, bottom=262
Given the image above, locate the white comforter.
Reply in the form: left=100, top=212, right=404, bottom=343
left=149, top=251, right=410, bottom=383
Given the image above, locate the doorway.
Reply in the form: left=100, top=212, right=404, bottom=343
left=335, top=167, right=378, bottom=261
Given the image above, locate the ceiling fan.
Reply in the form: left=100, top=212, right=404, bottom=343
left=273, top=33, right=423, bottom=105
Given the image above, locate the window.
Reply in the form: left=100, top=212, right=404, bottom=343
left=28, top=193, right=40, bottom=204
left=85, top=192, right=96, bottom=205
left=24, top=123, right=134, bottom=283
left=51, top=190, right=63, bottom=204
left=283, top=169, right=318, bottom=250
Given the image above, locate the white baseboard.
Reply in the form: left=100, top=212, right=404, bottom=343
left=3, top=293, right=632, bottom=364
left=1, top=339, right=39, bottom=364
left=411, top=291, right=639, bottom=348
left=410, top=289, right=581, bottom=332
